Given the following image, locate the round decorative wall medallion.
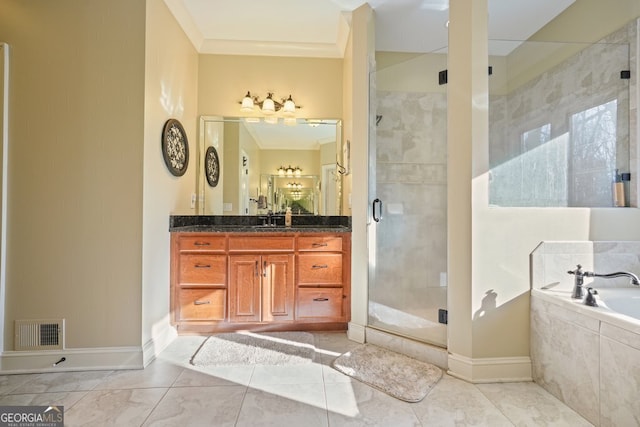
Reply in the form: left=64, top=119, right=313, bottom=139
left=205, top=146, right=220, bottom=187
left=161, top=119, right=189, bottom=176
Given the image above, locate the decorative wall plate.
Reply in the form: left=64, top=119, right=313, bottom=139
left=205, top=146, right=220, bottom=187
left=162, top=119, right=189, bottom=176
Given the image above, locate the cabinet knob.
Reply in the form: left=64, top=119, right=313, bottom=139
left=313, top=297, right=329, bottom=302
left=194, top=300, right=211, bottom=305
left=193, top=241, right=211, bottom=246
left=312, top=242, right=328, bottom=247
left=194, top=264, right=211, bottom=268
left=312, top=264, right=328, bottom=269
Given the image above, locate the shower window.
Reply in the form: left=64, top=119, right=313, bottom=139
left=570, top=100, right=618, bottom=206
left=488, top=22, right=633, bottom=207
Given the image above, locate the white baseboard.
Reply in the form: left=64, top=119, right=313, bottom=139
left=448, top=352, right=532, bottom=383
left=142, top=324, right=178, bottom=367
left=0, top=346, right=144, bottom=374
left=347, top=322, right=366, bottom=343
left=365, top=327, right=448, bottom=370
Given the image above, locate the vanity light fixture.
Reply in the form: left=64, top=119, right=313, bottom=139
left=276, top=165, right=303, bottom=177
left=240, top=91, right=301, bottom=122
left=286, top=182, right=303, bottom=189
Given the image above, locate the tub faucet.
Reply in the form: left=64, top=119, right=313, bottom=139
left=567, top=264, right=587, bottom=299
left=567, top=264, right=640, bottom=300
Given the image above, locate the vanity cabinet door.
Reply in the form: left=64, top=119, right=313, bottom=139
left=228, top=254, right=295, bottom=322
left=262, top=254, right=295, bottom=322
left=228, top=255, right=262, bottom=322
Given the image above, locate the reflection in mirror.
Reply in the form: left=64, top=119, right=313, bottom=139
left=488, top=21, right=634, bottom=207
left=197, top=116, right=342, bottom=216
left=261, top=174, right=320, bottom=214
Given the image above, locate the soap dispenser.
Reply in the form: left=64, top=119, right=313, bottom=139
left=285, top=207, right=292, bottom=227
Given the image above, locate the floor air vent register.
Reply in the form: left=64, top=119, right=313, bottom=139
left=14, top=319, right=65, bottom=351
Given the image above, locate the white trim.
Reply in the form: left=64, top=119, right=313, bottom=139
left=142, top=324, right=177, bottom=367
left=198, top=39, right=345, bottom=58
left=365, top=327, right=448, bottom=370
left=162, top=0, right=204, bottom=52
left=347, top=322, right=365, bottom=343
left=0, top=43, right=8, bottom=354
left=447, top=352, right=532, bottom=383
left=0, top=346, right=143, bottom=374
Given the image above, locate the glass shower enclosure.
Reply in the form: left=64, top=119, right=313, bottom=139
left=367, top=51, right=448, bottom=347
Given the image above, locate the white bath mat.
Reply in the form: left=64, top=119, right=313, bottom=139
left=190, top=331, right=315, bottom=366
left=331, top=344, right=442, bottom=402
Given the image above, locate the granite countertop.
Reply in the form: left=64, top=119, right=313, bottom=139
left=169, top=215, right=351, bottom=233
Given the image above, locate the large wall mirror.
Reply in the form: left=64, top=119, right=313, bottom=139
left=488, top=17, right=636, bottom=208
left=197, top=116, right=343, bottom=216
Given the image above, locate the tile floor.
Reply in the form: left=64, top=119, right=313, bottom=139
left=0, top=332, right=592, bottom=426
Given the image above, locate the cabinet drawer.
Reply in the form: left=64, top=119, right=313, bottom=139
left=297, top=288, right=344, bottom=319
left=178, top=289, right=226, bottom=321
left=179, top=254, right=226, bottom=285
left=228, top=236, right=294, bottom=252
left=298, top=235, right=343, bottom=252
left=298, top=253, right=342, bottom=285
left=179, top=235, right=226, bottom=252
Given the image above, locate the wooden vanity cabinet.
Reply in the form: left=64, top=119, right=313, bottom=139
left=170, top=231, right=350, bottom=333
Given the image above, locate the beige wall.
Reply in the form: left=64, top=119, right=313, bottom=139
left=198, top=55, right=343, bottom=119
left=223, top=122, right=240, bottom=214
left=375, top=52, right=447, bottom=93
left=142, top=0, right=199, bottom=355
left=0, top=43, right=7, bottom=352
left=530, top=0, right=640, bottom=43
left=320, top=142, right=336, bottom=166
left=346, top=4, right=374, bottom=341
left=506, top=0, right=640, bottom=91
left=0, top=0, right=146, bottom=349
left=239, top=125, right=262, bottom=214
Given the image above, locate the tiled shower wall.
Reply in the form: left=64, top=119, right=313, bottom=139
left=373, top=91, right=447, bottom=313
left=490, top=19, right=638, bottom=207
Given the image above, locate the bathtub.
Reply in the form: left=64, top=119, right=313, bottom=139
left=531, top=287, right=640, bottom=426
left=596, top=288, right=640, bottom=321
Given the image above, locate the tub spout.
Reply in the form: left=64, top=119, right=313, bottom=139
left=585, top=270, right=640, bottom=286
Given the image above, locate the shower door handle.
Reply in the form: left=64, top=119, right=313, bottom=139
left=372, top=198, right=383, bottom=222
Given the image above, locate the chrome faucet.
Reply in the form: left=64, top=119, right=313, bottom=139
left=567, top=264, right=587, bottom=299
left=568, top=264, right=640, bottom=300
left=588, top=270, right=640, bottom=285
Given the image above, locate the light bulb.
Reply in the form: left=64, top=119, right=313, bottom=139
left=262, top=94, right=276, bottom=115
left=240, top=91, right=254, bottom=112
left=283, top=95, right=296, bottom=117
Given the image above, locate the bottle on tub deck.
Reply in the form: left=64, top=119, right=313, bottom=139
left=613, top=169, right=626, bottom=207
left=285, top=207, right=292, bottom=227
